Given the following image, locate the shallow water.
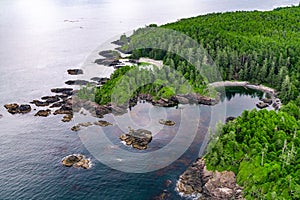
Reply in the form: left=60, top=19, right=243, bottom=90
left=0, top=0, right=296, bottom=199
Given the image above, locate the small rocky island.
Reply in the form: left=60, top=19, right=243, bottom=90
left=62, top=154, right=91, bottom=169
left=176, top=158, right=244, bottom=200
left=119, top=127, right=152, bottom=150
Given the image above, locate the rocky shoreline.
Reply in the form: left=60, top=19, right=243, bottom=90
left=176, top=158, right=244, bottom=200
left=209, top=81, right=276, bottom=95
left=209, top=81, right=281, bottom=110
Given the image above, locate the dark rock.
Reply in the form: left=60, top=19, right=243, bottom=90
left=35, top=109, right=51, bottom=117
left=119, top=127, right=152, bottom=150
left=62, top=154, right=90, bottom=169
left=67, top=69, right=83, bottom=75
left=113, top=65, right=125, bottom=69
left=94, top=120, right=112, bottom=127
left=98, top=50, right=121, bottom=59
left=129, top=59, right=138, bottom=64
left=53, top=107, right=73, bottom=115
left=152, top=98, right=177, bottom=107
left=109, top=60, right=123, bottom=66
left=50, top=102, right=63, bottom=108
left=30, top=100, right=49, bottom=107
left=4, top=103, right=19, bottom=114
left=4, top=103, right=19, bottom=110
left=90, top=77, right=110, bottom=85
left=261, top=98, right=272, bottom=105
left=71, top=125, right=81, bottom=132
left=65, top=80, right=92, bottom=86
left=4, top=103, right=31, bottom=114
left=152, top=191, right=171, bottom=200
left=19, top=104, right=31, bottom=113
left=62, top=114, right=73, bottom=122
left=225, top=116, right=236, bottom=123
left=41, top=96, right=60, bottom=103
left=94, top=58, right=115, bottom=66
left=159, top=119, right=176, bottom=126
left=138, top=93, right=153, bottom=102
left=51, top=88, right=73, bottom=94
left=175, top=95, right=189, bottom=104
left=256, top=101, right=269, bottom=109
left=78, top=122, right=93, bottom=127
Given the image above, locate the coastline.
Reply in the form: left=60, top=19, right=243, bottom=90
left=209, top=81, right=276, bottom=95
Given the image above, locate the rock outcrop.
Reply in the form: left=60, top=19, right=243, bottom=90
left=119, top=127, right=152, bottom=150
left=30, top=100, right=50, bottom=107
left=225, top=116, right=236, bottom=123
left=41, top=96, right=60, bottom=103
left=4, top=103, right=31, bottom=114
left=67, top=69, right=83, bottom=75
left=159, top=119, right=176, bottom=126
left=62, top=114, right=73, bottom=122
left=256, top=101, right=269, bottom=109
left=50, top=88, right=73, bottom=96
left=35, top=109, right=51, bottom=117
left=94, top=120, right=113, bottom=127
left=65, top=80, right=92, bottom=86
left=176, top=158, right=244, bottom=200
left=62, top=154, right=91, bottom=169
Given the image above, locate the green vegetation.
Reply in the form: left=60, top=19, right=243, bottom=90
left=78, top=64, right=201, bottom=105
left=205, top=106, right=300, bottom=199
left=164, top=6, right=300, bottom=104
left=123, top=6, right=300, bottom=104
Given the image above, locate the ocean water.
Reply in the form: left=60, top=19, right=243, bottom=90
left=0, top=0, right=297, bottom=199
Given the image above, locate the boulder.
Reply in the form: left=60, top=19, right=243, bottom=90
left=152, top=98, right=177, bottom=107
left=67, top=69, right=83, bottom=75
left=225, top=116, right=236, bottom=123
left=256, top=101, right=269, bottom=109
left=65, top=80, right=91, bottom=86
left=53, top=105, right=73, bottom=115
left=19, top=104, right=32, bottom=113
left=159, top=119, right=176, bottom=126
left=71, top=125, right=81, bottom=132
left=91, top=77, right=110, bottom=85
left=94, top=120, right=112, bottom=127
left=51, top=88, right=73, bottom=95
left=50, top=102, right=63, bottom=108
left=119, top=127, right=152, bottom=150
left=62, top=114, right=73, bottom=122
left=175, top=95, right=189, bottom=104
left=261, top=98, right=272, bottom=105
left=35, top=109, right=51, bottom=117
left=4, top=103, right=19, bottom=110
left=41, top=96, right=60, bottom=103
left=152, top=191, right=171, bottom=200
left=30, top=100, right=49, bottom=107
left=98, top=50, right=121, bottom=59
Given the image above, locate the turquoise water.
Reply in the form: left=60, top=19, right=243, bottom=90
left=0, top=0, right=296, bottom=199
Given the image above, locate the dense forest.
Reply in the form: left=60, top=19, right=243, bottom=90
left=115, top=6, right=300, bottom=199
left=205, top=104, right=300, bottom=199
left=122, top=5, right=300, bottom=105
